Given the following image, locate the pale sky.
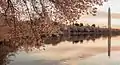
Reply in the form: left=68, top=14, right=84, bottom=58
left=99, top=0, right=120, bottom=13
left=80, top=0, right=120, bottom=29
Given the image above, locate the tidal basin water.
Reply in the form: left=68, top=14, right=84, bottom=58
left=1, top=35, right=120, bottom=65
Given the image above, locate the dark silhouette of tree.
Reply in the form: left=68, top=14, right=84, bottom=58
left=92, top=24, right=96, bottom=27
left=80, top=23, right=84, bottom=27
left=80, top=40, right=83, bottom=43
left=74, top=23, right=79, bottom=26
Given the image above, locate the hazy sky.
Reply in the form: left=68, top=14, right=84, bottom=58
left=99, top=0, right=120, bottom=13
left=80, top=0, right=120, bottom=29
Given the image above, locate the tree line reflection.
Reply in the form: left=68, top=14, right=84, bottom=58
left=44, top=33, right=115, bottom=45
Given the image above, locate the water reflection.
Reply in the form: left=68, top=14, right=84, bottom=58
left=44, top=33, right=115, bottom=45
left=78, top=51, right=120, bottom=65
left=108, top=32, right=111, bottom=57
left=0, top=34, right=119, bottom=65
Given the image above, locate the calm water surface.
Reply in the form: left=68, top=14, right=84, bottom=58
left=1, top=35, right=120, bottom=65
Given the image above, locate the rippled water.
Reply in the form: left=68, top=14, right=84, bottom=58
left=1, top=35, right=120, bottom=65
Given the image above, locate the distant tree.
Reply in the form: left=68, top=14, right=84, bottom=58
left=80, top=40, right=83, bottom=43
left=73, top=41, right=79, bottom=44
left=74, top=23, right=79, bottom=26
left=80, top=23, right=84, bottom=27
left=92, top=24, right=96, bottom=27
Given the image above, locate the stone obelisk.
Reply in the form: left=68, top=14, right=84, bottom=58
left=108, top=7, right=111, bottom=57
